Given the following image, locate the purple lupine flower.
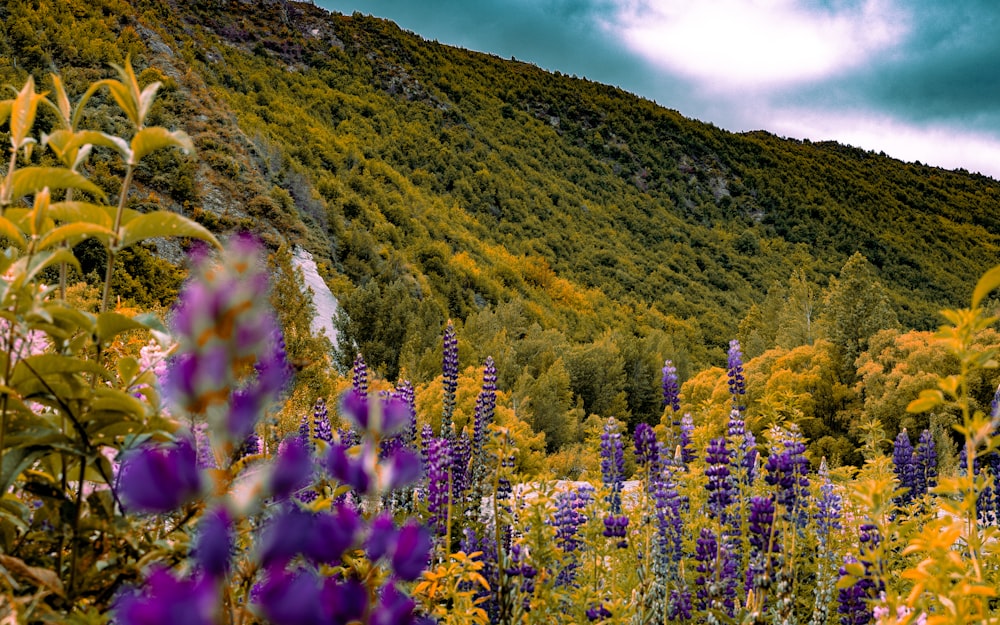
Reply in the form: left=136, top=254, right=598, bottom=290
left=392, top=520, right=433, bottom=581
left=913, top=429, right=937, bottom=498
left=270, top=437, right=313, bottom=501
left=586, top=604, right=612, bottom=621
left=370, top=583, right=417, bottom=625
left=892, top=429, right=917, bottom=505
left=634, top=422, right=659, bottom=469
left=193, top=507, right=234, bottom=578
left=505, top=543, right=537, bottom=602
left=600, top=418, right=626, bottom=514
left=662, top=359, right=681, bottom=413
left=694, top=527, right=738, bottom=617
left=727, top=408, right=757, bottom=485
left=679, top=413, right=696, bottom=465
left=668, top=587, right=693, bottom=622
left=352, top=353, right=369, bottom=394
left=602, top=514, right=630, bottom=549
left=325, top=442, right=372, bottom=494
left=339, top=388, right=411, bottom=438
left=726, top=339, right=746, bottom=414
left=120, top=438, right=202, bottom=514
left=746, top=495, right=779, bottom=593
left=837, top=556, right=878, bottom=625
left=298, top=411, right=312, bottom=449
left=815, top=458, right=843, bottom=540
left=113, top=566, right=216, bottom=625
left=166, top=235, right=289, bottom=435
left=470, top=358, right=498, bottom=497
left=553, top=486, right=592, bottom=585
left=451, top=430, right=472, bottom=500
left=259, top=505, right=360, bottom=568
left=461, top=527, right=500, bottom=620
left=394, top=380, right=418, bottom=449
left=441, top=320, right=459, bottom=440
left=424, top=435, right=452, bottom=536
left=312, top=398, right=332, bottom=445
left=765, top=439, right=811, bottom=527
left=652, top=463, right=685, bottom=564
left=253, top=566, right=325, bottom=625
left=704, top=437, right=735, bottom=521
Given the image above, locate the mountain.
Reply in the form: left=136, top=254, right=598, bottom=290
left=3, top=0, right=999, bottom=432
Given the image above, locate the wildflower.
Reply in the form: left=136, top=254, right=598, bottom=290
left=371, top=583, right=417, bottom=625
left=662, top=359, right=681, bottom=413
left=254, top=566, right=325, bottom=625
left=441, top=320, right=459, bottom=439
left=704, top=437, right=735, bottom=520
left=120, top=437, right=202, bottom=514
left=270, top=437, right=313, bottom=500
left=634, top=422, right=659, bottom=469
left=325, top=442, right=372, bottom=494
left=113, top=566, right=215, bottom=625
left=193, top=507, right=234, bottom=578
left=726, top=339, right=746, bottom=413
left=352, top=352, right=369, bottom=394
left=600, top=418, right=625, bottom=514
left=765, top=439, right=811, bottom=527
left=312, top=397, right=332, bottom=445
left=912, top=429, right=937, bottom=498
left=602, top=514, right=630, bottom=549
left=892, top=430, right=916, bottom=505
left=424, top=435, right=452, bottom=536
left=586, top=603, right=612, bottom=621
left=391, top=521, right=433, bottom=581
left=679, top=413, right=696, bottom=465
left=340, top=388, right=411, bottom=438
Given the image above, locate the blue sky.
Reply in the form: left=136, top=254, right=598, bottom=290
left=317, top=0, right=1000, bottom=179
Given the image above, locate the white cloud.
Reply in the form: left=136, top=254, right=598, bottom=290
left=605, top=0, right=908, bottom=91
left=767, top=109, right=1000, bottom=179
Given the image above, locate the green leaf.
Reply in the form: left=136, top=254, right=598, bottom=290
left=104, top=80, right=139, bottom=128
left=0, top=216, right=26, bottom=248
left=128, top=127, right=194, bottom=166
left=972, top=264, right=1000, bottom=309
left=36, top=222, right=115, bottom=251
left=10, top=76, right=41, bottom=150
left=10, top=167, right=106, bottom=202
left=19, top=248, right=81, bottom=286
left=907, top=389, right=944, bottom=413
left=96, top=312, right=148, bottom=346
left=0, top=100, right=11, bottom=127
left=48, top=201, right=115, bottom=227
left=10, top=354, right=109, bottom=388
left=0, top=448, right=45, bottom=494
left=118, top=211, right=220, bottom=250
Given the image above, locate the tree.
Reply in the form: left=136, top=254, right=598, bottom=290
left=515, top=358, right=578, bottom=451
left=819, top=252, right=899, bottom=381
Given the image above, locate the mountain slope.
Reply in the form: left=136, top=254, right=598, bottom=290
left=2, top=0, right=999, bottom=409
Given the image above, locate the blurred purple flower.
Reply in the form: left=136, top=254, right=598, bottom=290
left=120, top=438, right=202, bottom=514
left=254, top=566, right=324, bottom=625
left=114, top=566, right=216, bottom=625
left=324, top=442, right=372, bottom=494
left=371, top=582, right=417, bottom=625
left=193, top=507, right=233, bottom=578
left=392, top=521, right=432, bottom=581
left=270, top=437, right=313, bottom=500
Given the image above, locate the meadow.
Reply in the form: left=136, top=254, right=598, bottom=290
left=2, top=64, right=1000, bottom=625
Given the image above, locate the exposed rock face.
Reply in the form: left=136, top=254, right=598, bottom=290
left=291, top=247, right=339, bottom=351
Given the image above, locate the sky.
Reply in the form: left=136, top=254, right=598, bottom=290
left=317, top=0, right=1000, bottom=180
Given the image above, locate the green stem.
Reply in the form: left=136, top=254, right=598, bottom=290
left=101, top=165, right=134, bottom=313
left=67, top=453, right=87, bottom=599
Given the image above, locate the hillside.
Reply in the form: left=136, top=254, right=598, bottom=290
left=2, top=0, right=1000, bottom=437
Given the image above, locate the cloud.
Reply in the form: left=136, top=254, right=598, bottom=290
left=767, top=108, right=1000, bottom=178
left=605, top=0, right=909, bottom=91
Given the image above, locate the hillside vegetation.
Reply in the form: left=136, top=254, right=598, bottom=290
left=2, top=0, right=1000, bottom=462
